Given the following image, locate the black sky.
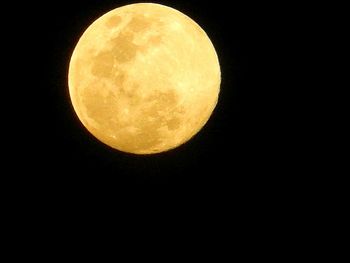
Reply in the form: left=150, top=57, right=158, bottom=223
left=17, top=0, right=300, bottom=190
left=2, top=1, right=334, bottom=249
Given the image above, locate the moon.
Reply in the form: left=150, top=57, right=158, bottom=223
left=68, top=3, right=220, bottom=154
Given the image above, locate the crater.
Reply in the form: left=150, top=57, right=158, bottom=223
left=113, top=72, right=125, bottom=87
left=157, top=90, right=178, bottom=110
left=91, top=51, right=114, bottom=78
left=118, top=83, right=140, bottom=104
left=106, top=15, right=122, bottom=28
left=148, top=89, right=178, bottom=110
left=115, top=128, right=162, bottom=153
left=128, top=16, right=151, bottom=32
left=166, top=117, right=180, bottom=130
left=82, top=85, right=119, bottom=130
left=114, top=88, right=183, bottom=150
left=114, top=111, right=164, bottom=152
left=110, top=32, right=138, bottom=63
left=149, top=35, right=163, bottom=45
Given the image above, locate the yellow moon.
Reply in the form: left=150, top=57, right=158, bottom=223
left=68, top=3, right=220, bottom=154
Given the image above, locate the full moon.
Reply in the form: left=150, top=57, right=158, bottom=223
left=68, top=3, right=221, bottom=154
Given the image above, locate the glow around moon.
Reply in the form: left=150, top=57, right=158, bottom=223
left=68, top=3, right=220, bottom=154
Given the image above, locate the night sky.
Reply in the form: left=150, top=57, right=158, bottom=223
left=3, top=1, right=328, bottom=248
left=20, top=0, right=297, bottom=190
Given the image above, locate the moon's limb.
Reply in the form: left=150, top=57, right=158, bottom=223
left=68, top=3, right=220, bottom=154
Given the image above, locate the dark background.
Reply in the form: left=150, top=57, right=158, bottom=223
left=17, top=0, right=301, bottom=191
left=4, top=1, right=335, bottom=250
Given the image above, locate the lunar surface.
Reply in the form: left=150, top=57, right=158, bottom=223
left=68, top=3, right=221, bottom=154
